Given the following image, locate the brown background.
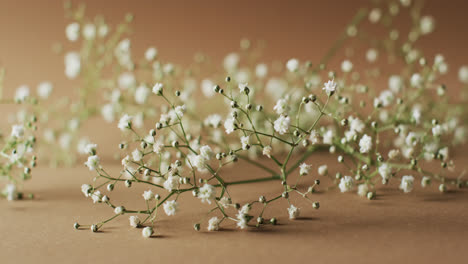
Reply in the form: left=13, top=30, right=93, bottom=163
left=0, top=0, right=468, bottom=263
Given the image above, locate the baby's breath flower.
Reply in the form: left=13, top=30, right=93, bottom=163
left=286, top=58, right=299, bottom=72
left=359, top=134, right=373, bottom=153
left=118, top=114, right=133, bottom=131
left=262, top=146, right=272, bottom=158
left=142, top=226, right=154, bottom=238
left=207, top=217, right=221, bottom=231
left=129, top=215, right=141, bottom=228
left=288, top=205, right=300, bottom=219
left=15, top=85, right=30, bottom=102
left=84, top=155, right=100, bottom=171
left=145, top=47, right=158, bottom=61
left=273, top=98, right=288, bottom=115
left=299, top=163, right=311, bottom=176
left=65, top=22, right=80, bottom=42
left=198, top=184, right=215, bottom=204
left=399, top=175, right=414, bottom=193
left=114, top=206, right=125, bottom=215
left=357, top=184, right=369, bottom=197
left=142, top=190, right=154, bottom=201
left=322, top=79, right=337, bottom=94
left=273, top=115, right=290, bottom=135
left=223, top=117, right=236, bottom=134
left=318, top=165, right=328, bottom=176
left=37, top=81, right=53, bottom=99
left=339, top=176, right=354, bottom=192
left=163, top=200, right=178, bottom=216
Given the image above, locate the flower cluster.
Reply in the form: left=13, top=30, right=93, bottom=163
left=0, top=69, right=39, bottom=200
left=70, top=0, right=468, bottom=237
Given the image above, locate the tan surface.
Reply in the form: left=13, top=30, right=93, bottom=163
left=1, top=0, right=468, bottom=263
left=1, top=153, right=468, bottom=264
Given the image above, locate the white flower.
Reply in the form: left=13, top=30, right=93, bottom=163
left=341, top=60, right=353, bottom=72
left=421, top=176, right=431, bottom=188
left=399, top=175, right=414, bottom=193
left=11, top=125, right=24, bottom=139
left=318, top=165, right=328, bottom=176
left=208, top=217, right=221, bottom=231
left=309, top=130, right=320, bottom=144
left=121, top=155, right=130, bottom=168
left=142, top=226, right=154, bottom=238
left=224, top=52, right=239, bottom=71
left=188, top=154, right=206, bottom=171
left=198, top=184, right=215, bottom=204
left=65, top=22, right=80, bottom=41
left=118, top=114, right=132, bottom=131
left=366, top=48, right=378, bottom=62
left=15, top=85, right=30, bottom=102
left=339, top=176, right=354, bottom=192
left=323, top=130, right=334, bottom=145
left=163, top=200, right=178, bottom=216
left=153, top=140, right=164, bottom=154
left=432, top=125, right=442, bottom=137
left=322, top=79, right=337, bottom=94
left=64, top=52, right=81, bottom=79
left=163, top=175, right=180, bottom=192
left=84, top=143, right=97, bottom=155
left=238, top=83, right=249, bottom=93
left=240, top=136, right=250, bottom=150
left=410, top=73, right=422, bottom=87
left=219, top=197, right=231, bottom=208
left=388, top=75, right=403, bottom=93
left=357, top=184, right=369, bottom=197
left=82, top=23, right=96, bottom=40
left=114, top=206, right=125, bottom=215
left=420, top=16, right=434, bottom=35
left=98, top=24, right=108, bottom=37
left=255, top=63, right=268, bottom=78
left=359, top=134, right=373, bottom=153
left=37, top=81, right=53, bottom=99
left=152, top=82, right=164, bottom=95
left=4, top=184, right=17, bottom=201
left=236, top=216, right=248, bottom=229
left=458, top=66, right=468, bottom=84
left=240, top=204, right=251, bottom=215
left=101, top=104, right=115, bottom=122
left=405, top=132, right=418, bottom=146
left=286, top=58, right=299, bottom=72
left=200, top=79, right=215, bottom=98
left=81, top=184, right=92, bottom=197
left=273, top=98, right=288, bottom=115
left=199, top=145, right=213, bottom=160
left=118, top=72, right=136, bottom=89
left=378, top=90, right=394, bottom=107
left=262, top=146, right=272, bottom=158
left=84, top=155, right=100, bottom=171
left=132, top=149, right=143, bottom=162
left=368, top=8, right=381, bottom=23
left=349, top=116, right=365, bottom=133
left=145, top=47, right=158, bottom=61
left=274, top=115, right=290, bottom=135
left=299, top=163, right=311, bottom=176
left=378, top=163, right=391, bottom=182
left=129, top=216, right=141, bottom=228
left=287, top=205, right=300, bottom=219
left=135, top=85, right=150, bottom=104
left=91, top=191, right=102, bottom=203
left=204, top=114, right=222, bottom=128
left=224, top=117, right=236, bottom=134
left=143, top=190, right=154, bottom=201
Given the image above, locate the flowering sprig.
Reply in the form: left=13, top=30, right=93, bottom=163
left=72, top=0, right=468, bottom=237
left=0, top=69, right=38, bottom=200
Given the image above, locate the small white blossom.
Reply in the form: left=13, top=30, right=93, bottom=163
left=142, top=226, right=154, bottom=238
left=135, top=85, right=150, bottom=104
left=262, top=146, right=272, bottom=158
left=224, top=117, right=236, bottom=134
left=286, top=58, right=299, bottom=72
left=37, top=81, right=53, bottom=99
left=341, top=60, right=353, bottom=72
left=273, top=98, right=288, bottom=115
left=145, top=47, right=158, bottom=61
left=288, top=205, right=300, bottom=219
left=114, top=206, right=125, bottom=215
left=163, top=200, right=178, bottom=216
left=132, top=149, right=143, bottom=162
left=15, top=85, right=30, bottom=102
left=359, top=134, right=373, bottom=153
left=64, top=52, right=81, bottom=79
left=143, top=190, right=154, bottom=201
left=318, top=165, right=328, bottom=176
left=208, top=217, right=221, bottom=231
left=399, top=175, right=414, bottom=193
left=378, top=163, right=392, bottom=182
left=81, top=184, right=92, bottom=197
left=152, top=83, right=164, bottom=95
left=274, top=115, right=290, bottom=135
left=65, top=22, right=80, bottom=42
left=11, top=125, right=25, bottom=139
left=129, top=216, right=141, bottom=228
left=198, top=184, right=215, bottom=204
left=357, top=184, right=369, bottom=197
left=420, top=16, right=435, bottom=35
left=240, top=136, right=250, bottom=150
left=459, top=66, right=468, bottom=84
left=91, top=190, right=102, bottom=203
left=339, top=176, right=354, bottom=192
left=85, top=155, right=100, bottom=171
left=299, top=163, right=311, bottom=176
left=322, top=79, right=337, bottom=94
left=163, top=175, right=180, bottom=192
left=118, top=114, right=133, bottom=131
